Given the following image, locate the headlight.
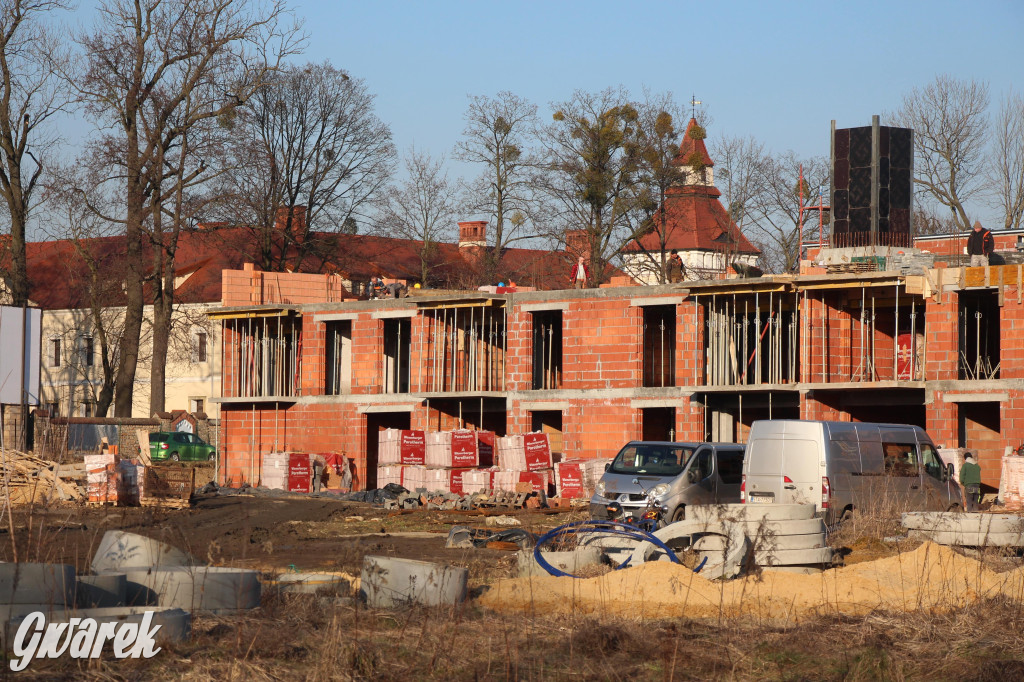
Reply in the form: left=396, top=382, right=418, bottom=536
left=595, top=481, right=606, bottom=497
left=650, top=483, right=670, bottom=498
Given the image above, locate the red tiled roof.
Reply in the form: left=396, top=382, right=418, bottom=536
left=22, top=225, right=625, bottom=309
left=624, top=186, right=760, bottom=255
left=624, top=119, right=759, bottom=257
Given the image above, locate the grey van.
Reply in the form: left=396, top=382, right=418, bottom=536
left=589, top=441, right=745, bottom=523
left=742, top=420, right=961, bottom=524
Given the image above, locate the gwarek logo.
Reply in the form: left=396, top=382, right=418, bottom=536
left=10, top=611, right=162, bottom=671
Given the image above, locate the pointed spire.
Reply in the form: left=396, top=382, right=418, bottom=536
left=673, top=118, right=714, bottom=169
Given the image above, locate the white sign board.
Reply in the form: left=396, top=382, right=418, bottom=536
left=0, top=306, right=41, bottom=406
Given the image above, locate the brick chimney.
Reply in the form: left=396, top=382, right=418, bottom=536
left=458, top=220, right=487, bottom=248
left=458, top=220, right=488, bottom=266
left=275, top=205, right=308, bottom=241
left=564, top=229, right=591, bottom=261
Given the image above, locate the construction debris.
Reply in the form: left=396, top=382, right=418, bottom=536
left=0, top=450, right=82, bottom=504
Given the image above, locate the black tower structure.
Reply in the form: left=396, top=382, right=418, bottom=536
left=831, top=115, right=913, bottom=249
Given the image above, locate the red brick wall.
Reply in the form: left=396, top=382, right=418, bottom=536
left=564, top=299, right=641, bottom=389
left=222, top=265, right=348, bottom=306
left=924, top=295, right=958, bottom=381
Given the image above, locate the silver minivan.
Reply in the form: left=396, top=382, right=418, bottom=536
left=589, top=441, right=745, bottom=523
left=742, top=420, right=961, bottom=524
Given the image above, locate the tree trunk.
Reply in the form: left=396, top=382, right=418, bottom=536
left=113, top=135, right=145, bottom=417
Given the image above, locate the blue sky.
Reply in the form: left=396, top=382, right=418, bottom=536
left=294, top=0, right=1022, bottom=227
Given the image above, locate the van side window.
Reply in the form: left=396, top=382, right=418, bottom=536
left=716, top=449, right=744, bottom=485
left=920, top=443, right=944, bottom=481
left=692, top=449, right=713, bottom=481
left=883, top=442, right=918, bottom=477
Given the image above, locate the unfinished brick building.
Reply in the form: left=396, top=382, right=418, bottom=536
left=211, top=259, right=1024, bottom=496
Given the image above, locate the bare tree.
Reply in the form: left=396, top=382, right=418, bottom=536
left=890, top=75, right=989, bottom=232
left=535, top=87, right=647, bottom=286
left=987, top=89, right=1024, bottom=231
left=0, top=0, right=70, bottom=307
left=376, top=148, right=458, bottom=285
left=712, top=134, right=769, bottom=230
left=745, top=152, right=830, bottom=274
left=217, top=60, right=395, bottom=272
left=75, top=0, right=303, bottom=416
left=454, top=91, right=538, bottom=282
left=624, top=91, right=688, bottom=284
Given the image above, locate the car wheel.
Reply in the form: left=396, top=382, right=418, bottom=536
left=170, top=453, right=180, bottom=462
left=670, top=506, right=685, bottom=523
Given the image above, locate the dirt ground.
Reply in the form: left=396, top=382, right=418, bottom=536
left=3, top=494, right=1024, bottom=680
left=0, top=492, right=575, bottom=584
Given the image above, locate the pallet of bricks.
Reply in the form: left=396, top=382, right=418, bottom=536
left=260, top=452, right=327, bottom=492
left=85, top=454, right=145, bottom=506
left=377, top=429, right=496, bottom=495
left=553, top=458, right=612, bottom=503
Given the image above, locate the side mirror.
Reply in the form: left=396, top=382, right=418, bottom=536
left=604, top=462, right=611, bottom=472
left=945, top=463, right=954, bottom=481
left=687, top=469, right=699, bottom=484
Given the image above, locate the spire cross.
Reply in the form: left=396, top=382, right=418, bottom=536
left=690, top=94, right=701, bottom=119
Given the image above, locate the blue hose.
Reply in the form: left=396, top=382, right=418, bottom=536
left=532, top=519, right=685, bottom=578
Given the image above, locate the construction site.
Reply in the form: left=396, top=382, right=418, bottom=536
left=3, top=117, right=1024, bottom=679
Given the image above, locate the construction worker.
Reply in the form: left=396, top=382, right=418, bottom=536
left=959, top=452, right=982, bottom=511
left=667, top=250, right=683, bottom=283
left=570, top=256, right=589, bottom=289
left=966, top=221, right=993, bottom=267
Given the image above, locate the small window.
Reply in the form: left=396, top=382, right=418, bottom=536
left=920, top=443, right=944, bottom=481
left=80, top=335, right=95, bottom=367
left=716, top=449, right=744, bottom=485
left=193, top=332, right=208, bottom=363
left=51, top=339, right=61, bottom=368
left=80, top=401, right=94, bottom=417
left=883, top=442, right=918, bottom=477
left=190, top=397, right=205, bottom=414
left=691, top=448, right=714, bottom=481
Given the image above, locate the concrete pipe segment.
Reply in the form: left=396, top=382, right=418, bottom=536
left=8, top=607, right=190, bottom=643
left=907, top=530, right=1024, bottom=547
left=360, top=556, right=468, bottom=608
left=92, top=530, right=197, bottom=573
left=121, top=567, right=261, bottom=614
left=902, top=512, right=1024, bottom=535
left=517, top=548, right=603, bottom=578
left=0, top=563, right=76, bottom=607
left=76, top=574, right=127, bottom=608
left=694, top=532, right=827, bottom=552
left=630, top=521, right=750, bottom=580
left=686, top=503, right=817, bottom=523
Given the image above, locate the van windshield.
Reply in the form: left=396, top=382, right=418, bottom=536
left=608, top=444, right=695, bottom=476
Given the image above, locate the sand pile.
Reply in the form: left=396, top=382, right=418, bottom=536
left=478, top=543, right=1024, bottom=621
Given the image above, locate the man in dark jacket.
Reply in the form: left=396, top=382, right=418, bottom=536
left=959, top=452, right=982, bottom=511
left=966, top=220, right=993, bottom=267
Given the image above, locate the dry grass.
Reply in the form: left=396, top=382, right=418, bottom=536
left=4, top=497, right=1024, bottom=679
left=9, top=587, right=1023, bottom=680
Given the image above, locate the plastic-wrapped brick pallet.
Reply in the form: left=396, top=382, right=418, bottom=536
left=460, top=468, right=495, bottom=494
left=425, top=430, right=480, bottom=468
left=376, top=465, right=405, bottom=488
left=495, top=433, right=551, bottom=471
left=378, top=429, right=426, bottom=465
left=402, top=466, right=450, bottom=493
left=1000, top=455, right=1024, bottom=510
left=85, top=454, right=119, bottom=503
left=261, top=452, right=290, bottom=490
